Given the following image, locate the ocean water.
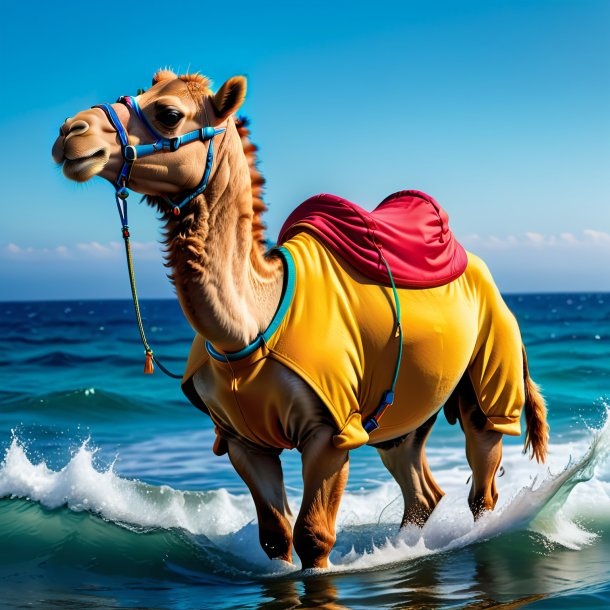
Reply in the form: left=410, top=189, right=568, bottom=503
left=0, top=294, right=608, bottom=609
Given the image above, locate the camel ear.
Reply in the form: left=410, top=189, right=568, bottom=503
left=211, top=76, right=247, bottom=119
left=152, top=69, right=177, bottom=85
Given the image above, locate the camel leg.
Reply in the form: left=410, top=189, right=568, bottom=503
left=375, top=412, right=444, bottom=527
left=227, top=439, right=293, bottom=562
left=455, top=376, right=504, bottom=519
left=294, top=427, right=349, bottom=569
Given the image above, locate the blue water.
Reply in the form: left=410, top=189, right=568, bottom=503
left=0, top=294, right=608, bottom=609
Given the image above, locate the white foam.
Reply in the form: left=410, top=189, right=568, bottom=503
left=0, top=416, right=608, bottom=574
left=0, top=437, right=255, bottom=538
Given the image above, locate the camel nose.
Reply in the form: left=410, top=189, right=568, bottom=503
left=62, top=119, right=89, bottom=139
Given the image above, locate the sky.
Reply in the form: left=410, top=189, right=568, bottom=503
left=1, top=0, right=609, bottom=300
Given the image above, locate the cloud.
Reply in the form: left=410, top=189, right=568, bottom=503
left=525, top=231, right=545, bottom=244
left=461, top=229, right=610, bottom=250
left=560, top=232, right=577, bottom=244
left=75, top=241, right=121, bottom=256
left=583, top=229, right=610, bottom=243
left=2, top=240, right=161, bottom=261
left=6, top=229, right=610, bottom=264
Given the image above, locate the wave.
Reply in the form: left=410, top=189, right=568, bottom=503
left=6, top=350, right=139, bottom=369
left=0, top=415, right=608, bottom=580
left=2, top=349, right=185, bottom=372
left=0, top=335, right=91, bottom=346
left=0, top=388, right=189, bottom=422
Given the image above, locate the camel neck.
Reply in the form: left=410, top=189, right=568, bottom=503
left=204, top=245, right=295, bottom=361
left=162, top=120, right=284, bottom=352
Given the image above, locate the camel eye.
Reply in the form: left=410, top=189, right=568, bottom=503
left=155, top=108, right=183, bottom=128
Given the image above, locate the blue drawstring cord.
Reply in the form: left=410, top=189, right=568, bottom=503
left=363, top=254, right=403, bottom=433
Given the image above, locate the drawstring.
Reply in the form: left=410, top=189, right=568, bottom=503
left=363, top=252, right=403, bottom=433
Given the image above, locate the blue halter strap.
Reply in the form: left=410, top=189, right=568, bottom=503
left=93, top=95, right=225, bottom=215
left=91, top=93, right=225, bottom=378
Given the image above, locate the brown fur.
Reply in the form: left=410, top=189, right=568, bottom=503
left=522, top=345, right=549, bottom=463
left=151, top=114, right=269, bottom=287
left=152, top=70, right=213, bottom=105
left=180, top=72, right=213, bottom=97
left=444, top=345, right=548, bottom=465
left=212, top=76, right=247, bottom=118
left=235, top=116, right=268, bottom=247
left=152, top=68, right=178, bottom=85
left=376, top=413, right=445, bottom=526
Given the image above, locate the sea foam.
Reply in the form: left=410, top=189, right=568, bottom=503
left=1, top=415, right=608, bottom=574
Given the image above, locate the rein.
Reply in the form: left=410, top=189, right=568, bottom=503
left=94, top=95, right=225, bottom=377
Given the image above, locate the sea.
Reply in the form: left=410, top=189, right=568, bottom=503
left=0, top=293, right=608, bottom=609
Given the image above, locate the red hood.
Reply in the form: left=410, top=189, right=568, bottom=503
left=278, top=190, right=467, bottom=289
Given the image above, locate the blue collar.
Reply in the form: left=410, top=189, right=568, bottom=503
left=205, top=247, right=295, bottom=362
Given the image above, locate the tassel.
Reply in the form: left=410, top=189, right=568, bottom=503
left=144, top=351, right=154, bottom=375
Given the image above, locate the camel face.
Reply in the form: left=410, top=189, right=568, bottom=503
left=52, top=76, right=214, bottom=196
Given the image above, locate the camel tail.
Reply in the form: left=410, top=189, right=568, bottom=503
left=522, top=345, right=549, bottom=463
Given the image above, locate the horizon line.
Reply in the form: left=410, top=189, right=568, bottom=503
left=2, top=290, right=609, bottom=305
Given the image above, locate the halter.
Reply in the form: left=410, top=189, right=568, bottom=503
left=92, top=94, right=225, bottom=377
left=94, top=95, right=225, bottom=216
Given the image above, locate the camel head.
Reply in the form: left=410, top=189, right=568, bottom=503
left=52, top=69, right=247, bottom=201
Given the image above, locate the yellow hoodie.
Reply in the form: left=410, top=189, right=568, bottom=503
left=183, top=231, right=525, bottom=451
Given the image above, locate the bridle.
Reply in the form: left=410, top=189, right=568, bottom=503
left=94, top=95, right=226, bottom=218
left=91, top=94, right=226, bottom=378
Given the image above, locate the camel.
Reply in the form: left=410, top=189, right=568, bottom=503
left=52, top=69, right=549, bottom=569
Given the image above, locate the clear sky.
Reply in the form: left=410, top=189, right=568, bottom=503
left=1, top=0, right=608, bottom=300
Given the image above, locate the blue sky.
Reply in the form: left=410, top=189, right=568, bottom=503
left=1, top=0, right=608, bottom=300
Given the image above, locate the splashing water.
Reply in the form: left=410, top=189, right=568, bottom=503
left=1, top=414, right=608, bottom=577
